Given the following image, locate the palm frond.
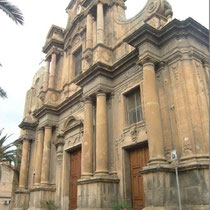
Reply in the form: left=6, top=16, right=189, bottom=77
left=0, top=0, right=24, bottom=25
left=0, top=86, right=7, bottom=98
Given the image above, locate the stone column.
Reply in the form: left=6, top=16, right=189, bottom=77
left=40, top=126, right=52, bottom=185
left=19, top=139, right=30, bottom=188
left=81, top=97, right=93, bottom=178
left=142, top=58, right=166, bottom=164
left=48, top=53, right=56, bottom=89
left=43, top=59, right=50, bottom=91
left=97, top=3, right=104, bottom=44
left=95, top=92, right=108, bottom=175
left=34, top=128, right=44, bottom=186
left=86, top=13, right=93, bottom=49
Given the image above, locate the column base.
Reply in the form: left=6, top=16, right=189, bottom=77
left=94, top=170, right=109, bottom=177
left=147, top=157, right=167, bottom=165
left=179, top=154, right=209, bottom=168
left=77, top=176, right=119, bottom=209
left=81, top=172, right=93, bottom=179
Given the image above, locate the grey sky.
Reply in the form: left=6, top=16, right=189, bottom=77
left=0, top=0, right=209, bottom=142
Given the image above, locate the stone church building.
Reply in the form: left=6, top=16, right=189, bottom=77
left=13, top=0, right=209, bottom=209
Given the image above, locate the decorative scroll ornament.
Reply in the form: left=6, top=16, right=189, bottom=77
left=147, top=0, right=158, bottom=13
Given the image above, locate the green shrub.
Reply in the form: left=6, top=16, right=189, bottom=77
left=112, top=201, right=132, bottom=210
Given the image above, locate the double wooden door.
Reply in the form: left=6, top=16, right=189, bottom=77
left=69, top=149, right=81, bottom=210
left=129, top=145, right=149, bottom=210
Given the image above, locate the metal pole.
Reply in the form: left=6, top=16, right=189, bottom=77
left=175, top=166, right=182, bottom=210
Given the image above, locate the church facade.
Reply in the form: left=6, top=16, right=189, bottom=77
left=13, top=0, right=209, bottom=210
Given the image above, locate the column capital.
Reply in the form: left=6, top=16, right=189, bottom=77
left=43, top=120, right=56, bottom=128
left=83, top=96, right=94, bottom=104
left=37, top=127, right=44, bottom=132
left=96, top=90, right=107, bottom=97
left=138, top=55, right=159, bottom=67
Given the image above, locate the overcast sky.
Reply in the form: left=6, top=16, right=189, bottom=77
left=0, top=0, right=209, bottom=143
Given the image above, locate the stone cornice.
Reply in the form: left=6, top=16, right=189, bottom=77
left=19, top=118, right=38, bottom=130
left=75, top=49, right=138, bottom=88
left=33, top=89, right=83, bottom=119
left=124, top=18, right=209, bottom=49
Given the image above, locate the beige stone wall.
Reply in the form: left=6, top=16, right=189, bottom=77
left=0, top=164, right=14, bottom=210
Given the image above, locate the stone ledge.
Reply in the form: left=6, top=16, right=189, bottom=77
left=140, top=164, right=174, bottom=174
left=30, top=185, right=56, bottom=192
left=77, top=176, right=119, bottom=185
left=178, top=161, right=209, bottom=172
left=15, top=188, right=30, bottom=194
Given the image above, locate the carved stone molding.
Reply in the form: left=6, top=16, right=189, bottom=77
left=182, top=136, right=193, bottom=156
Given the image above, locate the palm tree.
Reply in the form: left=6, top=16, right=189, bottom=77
left=0, top=86, right=7, bottom=98
left=0, top=1, right=24, bottom=98
left=0, top=0, right=24, bottom=25
left=0, top=129, right=20, bottom=180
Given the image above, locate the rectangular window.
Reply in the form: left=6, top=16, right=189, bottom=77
left=74, top=48, right=82, bottom=76
left=125, top=87, right=142, bottom=125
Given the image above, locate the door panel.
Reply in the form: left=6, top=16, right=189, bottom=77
left=129, top=145, right=149, bottom=210
left=69, top=149, right=81, bottom=210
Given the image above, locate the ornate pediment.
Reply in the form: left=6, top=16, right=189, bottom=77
left=62, top=116, right=83, bottom=135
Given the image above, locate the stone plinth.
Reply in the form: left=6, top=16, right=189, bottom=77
left=28, top=186, right=56, bottom=210
left=13, top=189, right=30, bottom=210
left=141, top=165, right=209, bottom=210
left=77, top=177, right=119, bottom=209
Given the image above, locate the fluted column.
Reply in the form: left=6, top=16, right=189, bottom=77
left=48, top=53, right=56, bottom=89
left=19, top=139, right=30, bottom=188
left=97, top=3, right=104, bottom=44
left=40, top=126, right=52, bottom=185
left=86, top=13, right=93, bottom=49
left=43, top=59, right=50, bottom=91
left=95, top=92, right=108, bottom=175
left=34, top=128, right=44, bottom=186
left=81, top=97, right=93, bottom=178
left=142, top=58, right=166, bottom=164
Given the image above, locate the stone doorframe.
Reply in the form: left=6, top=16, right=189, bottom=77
left=59, top=116, right=83, bottom=210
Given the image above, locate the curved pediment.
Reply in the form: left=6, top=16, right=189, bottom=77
left=63, top=116, right=83, bottom=135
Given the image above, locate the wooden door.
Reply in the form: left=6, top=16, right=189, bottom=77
left=69, top=149, right=81, bottom=210
left=129, top=145, right=149, bottom=210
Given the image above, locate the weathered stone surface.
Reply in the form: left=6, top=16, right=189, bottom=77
left=13, top=0, right=209, bottom=209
